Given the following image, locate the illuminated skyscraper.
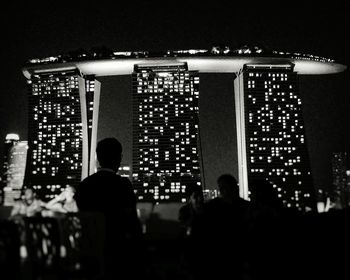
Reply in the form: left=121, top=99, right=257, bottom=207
left=132, top=63, right=201, bottom=202
left=2, top=137, right=28, bottom=206
left=332, top=152, right=350, bottom=208
left=1, top=134, right=28, bottom=205
left=235, top=64, right=315, bottom=211
left=24, top=70, right=100, bottom=200
left=2, top=134, right=20, bottom=184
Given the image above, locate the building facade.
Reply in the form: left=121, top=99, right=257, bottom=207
left=24, top=70, right=100, bottom=201
left=332, top=152, right=350, bottom=208
left=132, top=63, right=202, bottom=202
left=119, top=164, right=131, bottom=180
left=1, top=134, right=20, bottom=189
left=1, top=134, right=28, bottom=205
left=235, top=64, right=315, bottom=211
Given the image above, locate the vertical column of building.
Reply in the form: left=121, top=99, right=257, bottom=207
left=24, top=70, right=91, bottom=201
left=132, top=63, right=201, bottom=203
left=235, top=64, right=315, bottom=211
left=84, top=76, right=101, bottom=175
left=234, top=71, right=249, bottom=199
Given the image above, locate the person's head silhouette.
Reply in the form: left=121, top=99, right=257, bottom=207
left=96, top=138, right=123, bottom=171
left=22, top=187, right=37, bottom=205
left=185, top=182, right=204, bottom=210
left=250, top=179, right=284, bottom=210
left=217, top=174, right=240, bottom=202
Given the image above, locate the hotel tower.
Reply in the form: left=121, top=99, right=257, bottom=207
left=132, top=63, right=201, bottom=202
left=24, top=70, right=100, bottom=200
left=235, top=64, right=315, bottom=210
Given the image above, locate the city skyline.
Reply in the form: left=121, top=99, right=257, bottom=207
left=1, top=3, right=349, bottom=200
left=0, top=5, right=349, bottom=279
left=14, top=44, right=345, bottom=207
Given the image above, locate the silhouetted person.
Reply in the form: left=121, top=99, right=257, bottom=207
left=190, top=174, right=250, bottom=279
left=177, top=183, right=204, bottom=278
left=45, top=185, right=78, bottom=214
left=10, top=187, right=46, bottom=256
left=178, top=182, right=204, bottom=237
left=248, top=179, right=301, bottom=280
left=249, top=179, right=285, bottom=219
left=74, top=138, right=143, bottom=279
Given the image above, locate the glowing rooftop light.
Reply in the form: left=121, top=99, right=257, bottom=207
left=188, top=49, right=207, bottom=54
left=6, top=133, right=20, bottom=141
left=22, top=47, right=346, bottom=78
left=113, top=51, right=132, bottom=56
left=157, top=72, right=171, bottom=77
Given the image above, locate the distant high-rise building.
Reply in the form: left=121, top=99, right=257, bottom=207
left=235, top=64, right=315, bottom=211
left=132, top=63, right=201, bottom=202
left=202, top=188, right=219, bottom=201
left=24, top=70, right=100, bottom=201
left=118, top=164, right=131, bottom=180
left=2, top=134, right=20, bottom=185
left=332, top=152, right=350, bottom=208
left=1, top=134, right=28, bottom=206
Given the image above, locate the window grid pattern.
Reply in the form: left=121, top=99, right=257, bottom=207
left=25, top=72, right=83, bottom=200
left=132, top=64, right=201, bottom=202
left=244, top=66, right=315, bottom=210
left=3, top=140, right=28, bottom=206
left=332, top=152, right=350, bottom=207
left=85, top=78, right=95, bottom=166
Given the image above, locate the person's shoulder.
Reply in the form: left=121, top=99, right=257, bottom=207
left=12, top=200, right=23, bottom=208
left=13, top=199, right=23, bottom=205
left=120, top=176, right=132, bottom=186
left=80, top=172, right=99, bottom=183
left=179, top=203, right=191, bottom=212
left=179, top=203, right=192, bottom=221
left=35, top=199, right=45, bottom=205
left=203, top=197, right=223, bottom=210
left=119, top=177, right=136, bottom=198
left=81, top=171, right=117, bottom=184
left=206, top=197, right=222, bottom=206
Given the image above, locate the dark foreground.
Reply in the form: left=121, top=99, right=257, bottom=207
left=1, top=208, right=349, bottom=280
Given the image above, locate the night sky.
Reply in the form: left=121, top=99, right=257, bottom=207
left=1, top=2, right=349, bottom=190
